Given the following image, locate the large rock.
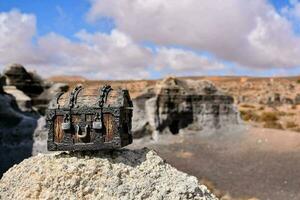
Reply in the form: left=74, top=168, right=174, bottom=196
left=3, top=86, right=32, bottom=112
left=267, top=93, right=281, bottom=105
left=0, top=73, right=5, bottom=94
left=3, top=63, right=44, bottom=98
left=295, top=94, right=300, bottom=105
left=0, top=92, right=37, bottom=176
left=0, top=148, right=217, bottom=200
left=133, top=77, right=240, bottom=138
left=32, top=117, right=48, bottom=155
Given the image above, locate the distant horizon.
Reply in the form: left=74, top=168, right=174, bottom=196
left=46, top=73, right=300, bottom=81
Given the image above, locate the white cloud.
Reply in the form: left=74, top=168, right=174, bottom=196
left=88, top=0, right=300, bottom=69
left=0, top=10, right=152, bottom=79
left=0, top=9, right=226, bottom=79
left=154, top=47, right=225, bottom=72
left=37, top=30, right=153, bottom=79
left=0, top=10, right=40, bottom=64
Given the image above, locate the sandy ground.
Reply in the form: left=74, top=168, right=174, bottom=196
left=129, top=126, right=300, bottom=200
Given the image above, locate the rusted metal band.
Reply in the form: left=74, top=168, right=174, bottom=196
left=98, top=85, right=112, bottom=108
left=53, top=92, right=64, bottom=109
left=68, top=85, right=83, bottom=108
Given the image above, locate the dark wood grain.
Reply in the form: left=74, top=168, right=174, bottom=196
left=103, top=114, right=114, bottom=142
left=54, top=115, right=64, bottom=142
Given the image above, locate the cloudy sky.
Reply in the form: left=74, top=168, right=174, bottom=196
left=0, top=0, right=300, bottom=79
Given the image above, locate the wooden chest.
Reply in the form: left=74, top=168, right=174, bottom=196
left=46, top=85, right=133, bottom=151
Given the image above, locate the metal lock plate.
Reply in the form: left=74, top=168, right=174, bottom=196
left=92, top=121, right=102, bottom=129
left=62, top=122, right=71, bottom=130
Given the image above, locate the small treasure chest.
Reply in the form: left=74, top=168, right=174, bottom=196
left=46, top=85, right=133, bottom=151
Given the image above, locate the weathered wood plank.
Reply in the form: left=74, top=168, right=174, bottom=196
left=54, top=115, right=64, bottom=143
left=72, top=115, right=82, bottom=143
left=104, top=114, right=114, bottom=142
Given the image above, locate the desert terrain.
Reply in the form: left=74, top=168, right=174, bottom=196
left=130, top=126, right=300, bottom=200
left=1, top=66, right=300, bottom=200
left=50, top=75, right=300, bottom=133
left=50, top=75, right=300, bottom=200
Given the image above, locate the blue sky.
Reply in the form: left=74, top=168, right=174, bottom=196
left=270, top=0, right=291, bottom=10
left=0, top=0, right=115, bottom=38
left=0, top=0, right=300, bottom=79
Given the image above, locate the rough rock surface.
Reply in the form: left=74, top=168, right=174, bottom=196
left=0, top=73, right=4, bottom=93
left=3, top=63, right=44, bottom=98
left=0, top=92, right=37, bottom=176
left=0, top=73, right=38, bottom=176
left=133, top=77, right=240, bottom=139
left=32, top=117, right=48, bottom=155
left=231, top=77, right=300, bottom=106
left=3, top=86, right=32, bottom=112
left=295, top=94, right=300, bottom=105
left=0, top=148, right=217, bottom=200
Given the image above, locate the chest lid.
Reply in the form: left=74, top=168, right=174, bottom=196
left=49, top=84, right=132, bottom=110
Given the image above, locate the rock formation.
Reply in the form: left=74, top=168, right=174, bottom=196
left=295, top=94, right=300, bottom=105
left=3, top=63, right=44, bottom=98
left=0, top=148, right=218, bottom=200
left=132, top=77, right=240, bottom=139
left=233, top=78, right=300, bottom=106
left=0, top=65, right=71, bottom=175
left=33, top=82, right=69, bottom=114
left=2, top=63, right=48, bottom=115
left=0, top=74, right=37, bottom=176
left=0, top=73, right=4, bottom=93
left=2, top=64, right=70, bottom=115
left=32, top=117, right=48, bottom=155
left=3, top=86, right=32, bottom=112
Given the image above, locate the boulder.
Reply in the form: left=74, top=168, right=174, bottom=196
left=0, top=92, right=37, bottom=176
left=267, top=93, right=282, bottom=106
left=282, top=97, right=294, bottom=105
left=0, top=148, right=218, bottom=200
left=295, top=94, right=300, bottom=105
left=289, top=83, right=295, bottom=90
left=32, top=117, right=48, bottom=155
left=132, top=77, right=240, bottom=138
left=274, top=93, right=281, bottom=104
left=0, top=73, right=5, bottom=94
left=3, top=63, right=44, bottom=98
left=3, top=86, right=32, bottom=112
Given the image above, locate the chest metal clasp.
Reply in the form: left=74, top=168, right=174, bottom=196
left=76, top=124, right=89, bottom=139
left=92, top=113, right=102, bottom=130
left=62, top=114, right=71, bottom=130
